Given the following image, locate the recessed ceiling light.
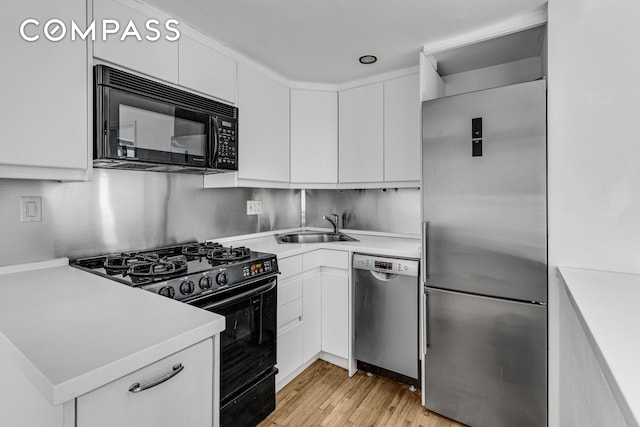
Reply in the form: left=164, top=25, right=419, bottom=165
left=359, top=55, right=377, bottom=65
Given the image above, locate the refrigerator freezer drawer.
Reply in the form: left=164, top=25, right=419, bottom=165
left=423, top=287, right=546, bottom=427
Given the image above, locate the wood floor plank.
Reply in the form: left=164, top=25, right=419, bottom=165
left=259, top=360, right=466, bottom=427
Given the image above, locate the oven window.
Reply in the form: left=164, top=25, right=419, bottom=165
left=209, top=285, right=277, bottom=402
left=106, top=88, right=210, bottom=165
left=118, top=105, right=206, bottom=156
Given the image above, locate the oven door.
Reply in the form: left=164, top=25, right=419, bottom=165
left=199, top=277, right=277, bottom=403
left=98, top=86, right=214, bottom=168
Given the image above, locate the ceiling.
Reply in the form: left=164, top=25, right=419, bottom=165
left=145, top=0, right=548, bottom=84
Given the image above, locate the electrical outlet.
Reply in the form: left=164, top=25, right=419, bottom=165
left=20, top=196, right=42, bottom=223
left=246, top=200, right=262, bottom=215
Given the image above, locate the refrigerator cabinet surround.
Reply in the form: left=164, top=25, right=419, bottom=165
left=420, top=80, right=547, bottom=427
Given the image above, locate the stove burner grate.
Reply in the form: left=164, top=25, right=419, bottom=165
left=126, top=255, right=189, bottom=285
left=181, top=242, right=223, bottom=260
left=207, top=246, right=251, bottom=265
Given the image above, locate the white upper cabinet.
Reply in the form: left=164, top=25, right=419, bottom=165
left=337, top=73, right=420, bottom=187
left=384, top=73, right=421, bottom=182
left=338, top=83, right=384, bottom=183
left=93, top=0, right=179, bottom=83
left=290, top=90, right=338, bottom=184
left=236, top=63, right=290, bottom=182
left=0, top=0, right=89, bottom=181
left=178, top=35, right=236, bottom=104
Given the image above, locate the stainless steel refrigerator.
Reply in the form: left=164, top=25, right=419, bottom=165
left=420, top=80, right=547, bottom=427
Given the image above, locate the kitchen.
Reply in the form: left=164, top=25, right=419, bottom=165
left=1, top=0, right=638, bottom=426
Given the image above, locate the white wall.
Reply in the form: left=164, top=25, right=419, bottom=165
left=548, top=0, right=640, bottom=426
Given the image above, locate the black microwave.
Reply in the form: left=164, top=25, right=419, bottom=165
left=94, top=65, right=238, bottom=173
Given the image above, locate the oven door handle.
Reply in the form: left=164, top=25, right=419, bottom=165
left=199, top=279, right=277, bottom=311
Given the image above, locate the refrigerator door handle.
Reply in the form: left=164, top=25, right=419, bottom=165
left=422, top=289, right=429, bottom=355
left=421, top=221, right=429, bottom=284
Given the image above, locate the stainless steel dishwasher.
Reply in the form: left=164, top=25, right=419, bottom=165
left=353, top=253, right=420, bottom=386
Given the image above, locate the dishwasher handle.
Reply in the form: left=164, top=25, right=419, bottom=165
left=369, top=270, right=399, bottom=281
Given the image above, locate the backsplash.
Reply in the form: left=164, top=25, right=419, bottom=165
left=0, top=169, right=300, bottom=266
left=0, top=171, right=421, bottom=267
left=305, top=188, right=421, bottom=235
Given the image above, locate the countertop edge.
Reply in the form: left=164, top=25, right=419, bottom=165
left=0, top=329, right=56, bottom=404
left=52, top=317, right=225, bottom=404
left=558, top=267, right=640, bottom=427
left=210, top=228, right=421, bottom=260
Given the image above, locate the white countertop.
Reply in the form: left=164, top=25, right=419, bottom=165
left=0, top=229, right=418, bottom=406
left=559, top=267, right=640, bottom=426
left=214, top=228, right=421, bottom=259
left=0, top=259, right=225, bottom=405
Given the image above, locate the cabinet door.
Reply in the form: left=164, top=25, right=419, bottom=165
left=178, top=35, right=236, bottom=104
left=338, top=83, right=384, bottom=183
left=384, top=73, right=421, bottom=182
left=237, top=63, right=290, bottom=182
left=0, top=0, right=88, bottom=180
left=290, top=90, right=338, bottom=184
left=76, top=339, right=213, bottom=427
left=276, top=322, right=304, bottom=383
left=321, top=271, right=349, bottom=359
left=303, top=273, right=322, bottom=362
left=93, top=0, right=179, bottom=83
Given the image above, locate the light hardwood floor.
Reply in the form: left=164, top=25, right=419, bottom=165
left=259, top=360, right=466, bottom=427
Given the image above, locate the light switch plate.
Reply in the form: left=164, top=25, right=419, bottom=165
left=20, top=196, right=42, bottom=223
left=246, top=200, right=262, bottom=215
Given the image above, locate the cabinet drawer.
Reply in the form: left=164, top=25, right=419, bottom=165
left=76, top=339, right=213, bottom=427
left=279, top=255, right=303, bottom=281
left=276, top=322, right=303, bottom=382
left=278, top=298, right=303, bottom=330
left=278, top=278, right=303, bottom=307
left=302, top=250, right=322, bottom=270
left=322, top=250, right=349, bottom=269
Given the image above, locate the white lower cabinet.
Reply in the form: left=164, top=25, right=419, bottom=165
left=276, top=250, right=350, bottom=389
left=320, top=270, right=349, bottom=359
left=276, top=271, right=304, bottom=386
left=276, top=322, right=304, bottom=381
left=76, top=339, right=213, bottom=427
left=302, top=272, right=322, bottom=361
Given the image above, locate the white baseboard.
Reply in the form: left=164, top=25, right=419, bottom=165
left=275, top=352, right=349, bottom=392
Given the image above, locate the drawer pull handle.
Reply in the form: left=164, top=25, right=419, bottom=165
left=128, top=363, right=184, bottom=393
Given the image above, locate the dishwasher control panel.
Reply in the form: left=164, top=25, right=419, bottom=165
left=353, top=254, right=419, bottom=277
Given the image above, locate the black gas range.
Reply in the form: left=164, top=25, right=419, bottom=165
left=72, top=242, right=279, bottom=427
left=73, top=242, right=278, bottom=303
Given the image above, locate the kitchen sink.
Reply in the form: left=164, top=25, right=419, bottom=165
left=274, top=231, right=359, bottom=244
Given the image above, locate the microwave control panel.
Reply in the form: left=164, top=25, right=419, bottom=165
left=216, top=119, right=238, bottom=170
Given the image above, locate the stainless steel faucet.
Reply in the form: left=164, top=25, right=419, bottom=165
left=322, top=214, right=339, bottom=234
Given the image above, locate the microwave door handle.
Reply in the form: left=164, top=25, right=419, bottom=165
left=209, top=117, right=219, bottom=167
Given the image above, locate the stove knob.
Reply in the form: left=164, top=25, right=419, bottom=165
left=180, top=280, right=195, bottom=295
left=199, top=276, right=213, bottom=290
left=216, top=273, right=228, bottom=285
left=159, top=286, right=175, bottom=299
